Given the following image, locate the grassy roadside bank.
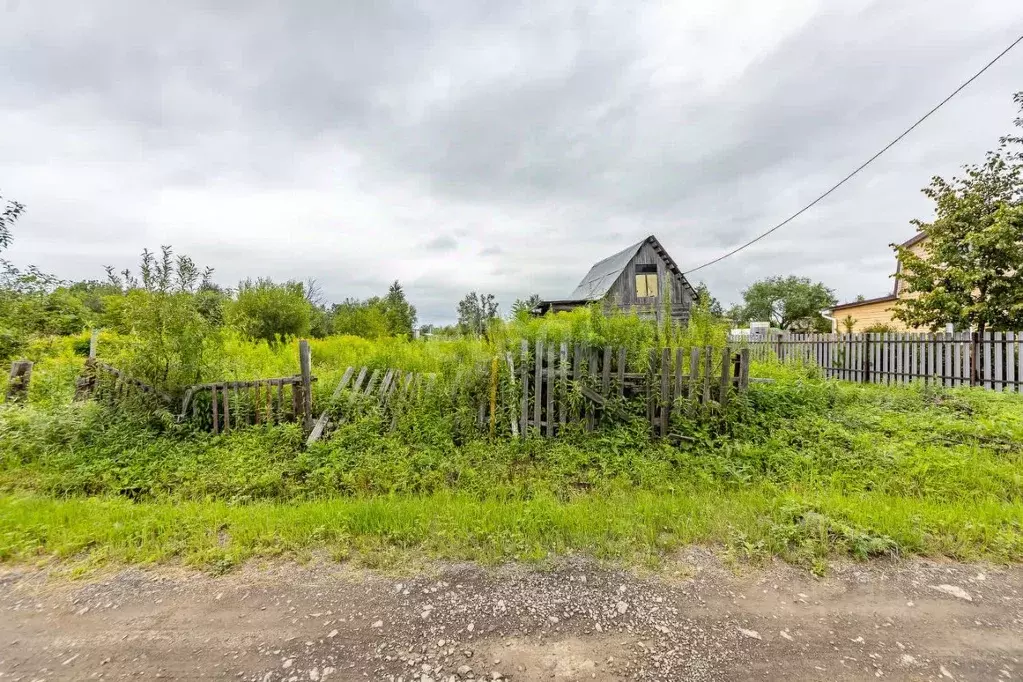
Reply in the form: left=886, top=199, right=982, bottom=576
left=3, top=488, right=1021, bottom=575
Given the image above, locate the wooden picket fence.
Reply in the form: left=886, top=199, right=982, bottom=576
left=735, top=331, right=1023, bottom=391
left=63, top=334, right=751, bottom=442
left=503, top=341, right=750, bottom=439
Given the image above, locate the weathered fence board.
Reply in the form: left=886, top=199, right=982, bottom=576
left=733, top=330, right=1023, bottom=391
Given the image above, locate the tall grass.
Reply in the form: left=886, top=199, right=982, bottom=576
left=2, top=310, right=1022, bottom=571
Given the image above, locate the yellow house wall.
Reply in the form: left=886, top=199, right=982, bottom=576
left=896, top=240, right=929, bottom=295
left=833, top=300, right=914, bottom=332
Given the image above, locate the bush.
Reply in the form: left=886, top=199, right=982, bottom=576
left=230, top=278, right=311, bottom=344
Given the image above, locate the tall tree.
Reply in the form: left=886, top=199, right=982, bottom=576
left=893, top=92, right=1023, bottom=334
left=694, top=282, right=724, bottom=317
left=457, top=291, right=499, bottom=336
left=381, top=280, right=417, bottom=337
left=736, top=276, right=837, bottom=331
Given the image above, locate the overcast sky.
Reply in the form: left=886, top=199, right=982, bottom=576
left=2, top=1, right=1022, bottom=324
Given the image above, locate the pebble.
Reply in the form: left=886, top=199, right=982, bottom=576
left=931, top=585, right=972, bottom=602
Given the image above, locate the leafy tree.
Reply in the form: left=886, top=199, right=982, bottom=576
left=893, top=92, right=1023, bottom=334
left=457, top=291, right=499, bottom=336
left=735, top=276, right=837, bottom=332
left=694, top=282, right=724, bottom=317
left=840, top=314, right=857, bottom=334
left=104, top=246, right=223, bottom=391
left=510, top=293, right=542, bottom=321
left=331, top=298, right=390, bottom=338
left=381, top=280, right=417, bottom=337
left=0, top=190, right=25, bottom=253
left=230, top=278, right=311, bottom=344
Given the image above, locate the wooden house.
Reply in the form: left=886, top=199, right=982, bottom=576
left=828, top=232, right=930, bottom=332
left=533, top=235, right=698, bottom=324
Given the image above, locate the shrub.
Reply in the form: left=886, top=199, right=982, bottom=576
left=230, top=278, right=311, bottom=344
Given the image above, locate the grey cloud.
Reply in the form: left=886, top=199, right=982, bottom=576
left=2, top=0, right=1022, bottom=324
left=423, top=234, right=458, bottom=252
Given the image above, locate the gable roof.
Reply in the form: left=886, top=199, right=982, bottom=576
left=566, top=235, right=697, bottom=301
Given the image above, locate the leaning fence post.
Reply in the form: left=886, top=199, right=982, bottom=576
left=88, top=328, right=100, bottom=359
left=6, top=360, right=33, bottom=403
left=299, top=339, right=313, bottom=432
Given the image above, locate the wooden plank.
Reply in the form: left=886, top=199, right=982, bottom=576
left=688, top=348, right=700, bottom=401
left=891, top=333, right=900, bottom=384
left=378, top=369, right=395, bottom=398
left=659, top=347, right=670, bottom=437
left=506, top=352, right=519, bottom=438
left=559, top=342, right=568, bottom=429
left=211, top=385, right=220, bottom=434
left=222, top=384, right=231, bottom=432
left=739, top=348, right=750, bottom=390
left=701, top=348, right=712, bottom=405
left=984, top=331, right=993, bottom=389
left=299, top=339, right=313, bottom=432
left=580, top=385, right=606, bottom=406
left=363, top=369, right=381, bottom=397
left=617, top=347, right=626, bottom=398
left=489, top=356, right=499, bottom=437
left=6, top=360, right=32, bottom=402
left=945, top=333, right=953, bottom=386
left=520, top=340, right=529, bottom=435
left=545, top=343, right=555, bottom=437
left=1007, top=331, right=1017, bottom=393
left=719, top=347, right=731, bottom=408
left=994, top=331, right=1004, bottom=391
left=88, top=329, right=100, bottom=359
left=921, top=333, right=929, bottom=384
left=306, top=366, right=356, bottom=445
left=646, top=348, right=656, bottom=428
left=533, top=339, right=543, bottom=434
left=673, top=347, right=684, bottom=403
left=588, top=347, right=599, bottom=431
left=601, top=346, right=612, bottom=397
left=348, top=368, right=368, bottom=403
left=573, top=342, right=583, bottom=423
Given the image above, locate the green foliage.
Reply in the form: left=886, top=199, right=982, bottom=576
left=733, top=276, right=837, bottom=332
left=382, top=280, right=417, bottom=337
left=694, top=282, right=724, bottom=317
left=331, top=298, right=390, bottom=338
left=510, top=294, right=542, bottom=321
left=893, top=94, right=1023, bottom=333
left=102, top=247, right=223, bottom=392
left=231, top=278, right=311, bottom=344
left=3, top=301, right=1023, bottom=569
left=862, top=322, right=897, bottom=334
left=0, top=190, right=25, bottom=253
left=457, top=291, right=499, bottom=336
left=329, top=281, right=417, bottom=339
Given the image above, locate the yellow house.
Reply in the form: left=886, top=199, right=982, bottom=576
left=828, top=233, right=929, bottom=332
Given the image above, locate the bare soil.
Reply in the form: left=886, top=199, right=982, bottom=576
left=1, top=551, right=1020, bottom=681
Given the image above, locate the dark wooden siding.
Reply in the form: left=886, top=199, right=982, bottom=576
left=602, top=242, right=693, bottom=323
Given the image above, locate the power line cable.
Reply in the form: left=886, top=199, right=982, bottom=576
left=683, top=32, right=1023, bottom=276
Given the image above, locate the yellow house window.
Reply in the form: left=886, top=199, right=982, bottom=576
left=635, top=264, right=658, bottom=298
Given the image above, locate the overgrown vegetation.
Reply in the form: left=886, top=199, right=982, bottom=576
left=894, top=91, right=1023, bottom=333
left=1, top=325, right=1021, bottom=572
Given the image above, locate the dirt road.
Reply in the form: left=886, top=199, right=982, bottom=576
left=1, top=552, right=1020, bottom=681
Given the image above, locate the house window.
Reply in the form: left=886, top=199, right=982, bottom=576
left=635, top=264, right=658, bottom=298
